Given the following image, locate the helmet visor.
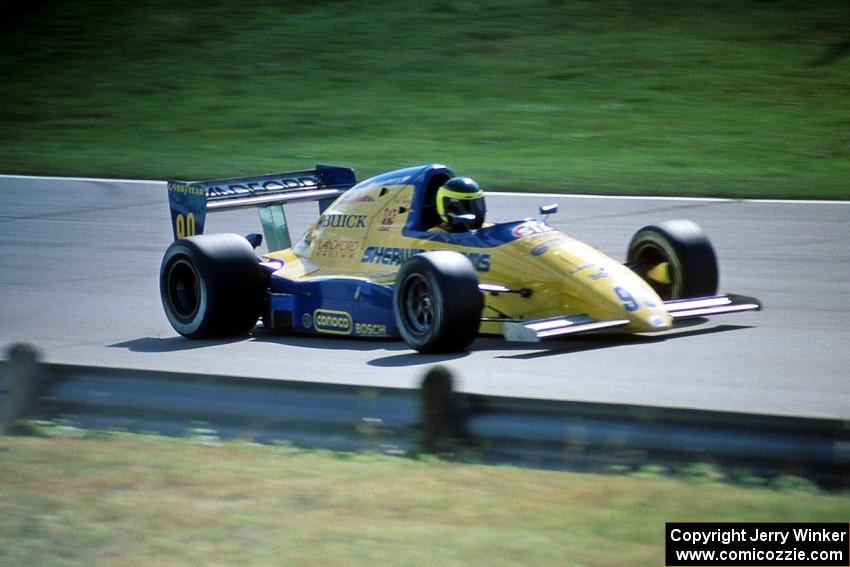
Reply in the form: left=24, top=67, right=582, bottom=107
left=443, top=194, right=486, bottom=228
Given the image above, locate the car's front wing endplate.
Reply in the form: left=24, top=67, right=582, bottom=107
left=664, top=294, right=762, bottom=320
left=502, top=316, right=630, bottom=343
left=500, top=293, right=762, bottom=342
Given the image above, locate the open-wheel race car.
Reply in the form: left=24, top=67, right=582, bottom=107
left=160, top=164, right=761, bottom=353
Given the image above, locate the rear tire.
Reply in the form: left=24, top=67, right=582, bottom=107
left=160, top=234, right=266, bottom=338
left=627, top=220, right=718, bottom=300
left=393, top=251, right=483, bottom=353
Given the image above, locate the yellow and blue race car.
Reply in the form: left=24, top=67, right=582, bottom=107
left=160, top=164, right=761, bottom=353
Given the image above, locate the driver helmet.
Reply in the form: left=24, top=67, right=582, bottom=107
left=435, top=177, right=486, bottom=229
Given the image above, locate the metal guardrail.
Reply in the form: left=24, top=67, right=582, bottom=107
left=2, top=347, right=849, bottom=487
left=44, top=364, right=421, bottom=454
left=460, top=396, right=850, bottom=481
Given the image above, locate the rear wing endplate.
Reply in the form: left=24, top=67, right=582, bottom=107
left=167, top=165, right=356, bottom=250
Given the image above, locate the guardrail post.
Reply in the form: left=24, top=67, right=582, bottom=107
left=0, top=344, right=46, bottom=434
left=419, top=365, right=468, bottom=453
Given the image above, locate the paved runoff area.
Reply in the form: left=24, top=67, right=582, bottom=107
left=1, top=175, right=849, bottom=419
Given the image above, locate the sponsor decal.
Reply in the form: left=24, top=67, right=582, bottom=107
left=315, top=239, right=359, bottom=259
left=313, top=309, right=353, bottom=335
left=512, top=220, right=554, bottom=238
left=207, top=177, right=318, bottom=198
left=360, top=247, right=491, bottom=272
left=378, top=207, right=399, bottom=231
left=318, top=240, right=358, bottom=251
left=354, top=322, right=388, bottom=336
left=168, top=183, right=205, bottom=196
left=302, top=313, right=313, bottom=328
left=361, top=246, right=425, bottom=266
left=318, top=214, right=367, bottom=229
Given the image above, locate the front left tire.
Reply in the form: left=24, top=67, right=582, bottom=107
left=393, top=251, right=483, bottom=353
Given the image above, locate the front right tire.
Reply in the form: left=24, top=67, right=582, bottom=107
left=626, top=220, right=719, bottom=300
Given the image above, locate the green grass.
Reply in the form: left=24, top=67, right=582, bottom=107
left=1, top=434, right=848, bottom=567
left=1, top=0, right=849, bottom=198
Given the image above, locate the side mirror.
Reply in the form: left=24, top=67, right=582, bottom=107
left=539, top=204, right=558, bottom=224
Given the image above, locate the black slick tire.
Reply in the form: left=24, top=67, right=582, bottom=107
left=160, top=234, right=266, bottom=338
left=626, top=220, right=719, bottom=300
left=393, top=251, right=483, bottom=353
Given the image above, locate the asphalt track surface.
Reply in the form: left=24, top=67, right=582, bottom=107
left=1, top=175, right=848, bottom=419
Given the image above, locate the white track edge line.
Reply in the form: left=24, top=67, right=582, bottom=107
left=489, top=191, right=850, bottom=206
left=0, top=174, right=163, bottom=185
left=1, top=173, right=847, bottom=205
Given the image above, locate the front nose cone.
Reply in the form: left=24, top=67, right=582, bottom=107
left=643, top=312, right=673, bottom=331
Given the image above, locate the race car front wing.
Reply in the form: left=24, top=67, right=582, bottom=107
left=663, top=294, right=762, bottom=319
left=501, top=294, right=762, bottom=342
left=501, top=316, right=630, bottom=342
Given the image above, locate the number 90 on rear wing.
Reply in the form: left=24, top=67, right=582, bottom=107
left=167, top=165, right=356, bottom=251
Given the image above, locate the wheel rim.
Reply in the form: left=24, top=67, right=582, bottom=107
left=631, top=242, right=679, bottom=300
left=401, top=273, right=435, bottom=336
left=167, top=258, right=200, bottom=321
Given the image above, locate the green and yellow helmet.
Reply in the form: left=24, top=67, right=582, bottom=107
left=435, top=177, right=486, bottom=229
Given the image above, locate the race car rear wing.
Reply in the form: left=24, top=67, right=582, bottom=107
left=167, top=165, right=356, bottom=251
